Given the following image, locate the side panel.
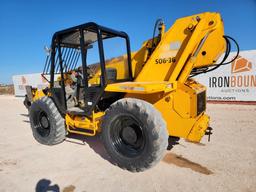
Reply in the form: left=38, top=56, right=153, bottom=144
left=125, top=81, right=209, bottom=142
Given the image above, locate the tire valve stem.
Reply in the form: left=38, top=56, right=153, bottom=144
left=205, top=127, right=213, bottom=142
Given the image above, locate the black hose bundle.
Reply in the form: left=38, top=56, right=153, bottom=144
left=151, top=19, right=164, bottom=48
left=190, top=35, right=239, bottom=77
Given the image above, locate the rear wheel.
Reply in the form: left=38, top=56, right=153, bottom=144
left=23, top=95, right=31, bottom=109
left=101, top=98, right=168, bottom=172
left=29, top=96, right=66, bottom=145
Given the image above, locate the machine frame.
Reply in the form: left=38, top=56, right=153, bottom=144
left=24, top=12, right=239, bottom=172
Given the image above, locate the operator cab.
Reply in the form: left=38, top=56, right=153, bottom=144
left=42, top=22, right=132, bottom=116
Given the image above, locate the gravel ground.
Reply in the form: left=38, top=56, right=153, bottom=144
left=0, top=95, right=255, bottom=192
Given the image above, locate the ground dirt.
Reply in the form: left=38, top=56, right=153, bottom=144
left=0, top=95, right=255, bottom=192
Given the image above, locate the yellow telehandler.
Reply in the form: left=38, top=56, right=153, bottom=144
left=24, top=12, right=239, bottom=172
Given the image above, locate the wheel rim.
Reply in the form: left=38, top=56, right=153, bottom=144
left=110, top=114, right=145, bottom=158
left=34, top=110, right=50, bottom=137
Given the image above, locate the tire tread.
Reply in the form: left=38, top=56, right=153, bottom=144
left=29, top=96, right=66, bottom=145
left=101, top=98, right=168, bottom=172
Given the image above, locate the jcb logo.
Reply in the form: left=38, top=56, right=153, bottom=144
left=231, top=56, right=252, bottom=74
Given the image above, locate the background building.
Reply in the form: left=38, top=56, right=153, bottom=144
left=12, top=73, right=48, bottom=96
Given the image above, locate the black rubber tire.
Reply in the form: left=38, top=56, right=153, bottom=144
left=101, top=98, right=168, bottom=172
left=29, top=96, right=66, bottom=145
left=23, top=95, right=31, bottom=109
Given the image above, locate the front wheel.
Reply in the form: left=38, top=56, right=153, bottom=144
left=101, top=98, right=168, bottom=172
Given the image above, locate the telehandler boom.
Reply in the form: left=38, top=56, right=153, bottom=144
left=24, top=12, right=238, bottom=171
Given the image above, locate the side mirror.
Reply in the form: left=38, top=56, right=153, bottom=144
left=44, top=46, right=52, bottom=55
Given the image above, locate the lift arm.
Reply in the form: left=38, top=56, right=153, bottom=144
left=134, top=12, right=226, bottom=83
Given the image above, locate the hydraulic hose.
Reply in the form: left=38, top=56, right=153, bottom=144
left=190, top=35, right=240, bottom=77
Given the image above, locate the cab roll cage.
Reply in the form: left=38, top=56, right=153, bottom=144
left=43, top=22, right=133, bottom=115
